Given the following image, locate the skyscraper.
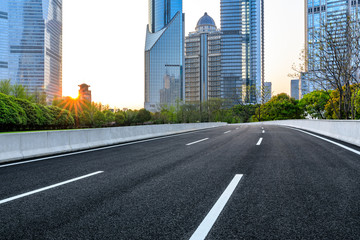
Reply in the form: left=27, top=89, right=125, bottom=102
left=0, top=1, right=9, bottom=81
left=0, top=0, right=62, bottom=102
left=305, top=0, right=358, bottom=95
left=263, top=81, right=272, bottom=103
left=185, top=13, right=221, bottom=104
left=145, top=0, right=184, bottom=112
left=220, top=0, right=264, bottom=105
left=291, top=79, right=300, bottom=100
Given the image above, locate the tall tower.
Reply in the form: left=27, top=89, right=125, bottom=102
left=220, top=0, right=263, bottom=105
left=304, top=0, right=353, bottom=98
left=145, top=0, right=184, bottom=112
left=185, top=13, right=221, bottom=104
left=0, top=1, right=9, bottom=81
left=0, top=0, right=62, bottom=102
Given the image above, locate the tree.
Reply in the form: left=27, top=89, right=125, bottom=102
left=0, top=80, right=12, bottom=95
left=103, top=110, right=115, bottom=125
left=136, top=109, right=151, bottom=124
left=255, top=93, right=304, bottom=121
left=32, top=89, right=47, bottom=105
left=300, top=90, right=330, bottom=119
left=47, top=105, right=74, bottom=128
left=308, top=16, right=360, bottom=119
left=115, top=111, right=126, bottom=126
left=232, top=104, right=257, bottom=123
left=12, top=84, right=29, bottom=99
left=0, top=93, right=27, bottom=130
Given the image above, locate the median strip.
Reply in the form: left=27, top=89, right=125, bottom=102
left=189, top=174, right=243, bottom=240
left=256, top=138, right=263, bottom=146
left=186, top=138, right=209, bottom=146
left=0, top=171, right=104, bottom=205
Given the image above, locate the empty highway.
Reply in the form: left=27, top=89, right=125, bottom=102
left=1, top=124, right=360, bottom=240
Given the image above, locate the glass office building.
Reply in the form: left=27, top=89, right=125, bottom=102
left=185, top=13, right=221, bottom=104
left=145, top=0, right=184, bottom=112
left=0, top=0, right=62, bottom=102
left=220, top=0, right=263, bottom=105
left=0, top=1, right=9, bottom=80
left=304, top=0, right=358, bottom=97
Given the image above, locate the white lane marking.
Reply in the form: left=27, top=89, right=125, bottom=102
left=236, top=128, right=239, bottom=130
left=186, top=138, right=209, bottom=146
left=224, top=131, right=231, bottom=134
left=0, top=171, right=104, bottom=205
left=256, top=138, right=263, bottom=146
left=286, top=127, right=360, bottom=156
left=189, top=174, right=243, bottom=240
left=261, top=127, right=264, bottom=130
left=0, top=127, right=220, bottom=169
left=262, top=130, right=265, bottom=134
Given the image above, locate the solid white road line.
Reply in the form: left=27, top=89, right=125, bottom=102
left=224, top=131, right=231, bottom=134
left=189, top=174, right=243, bottom=240
left=0, top=128, right=218, bottom=169
left=287, top=127, right=360, bottom=156
left=0, top=171, right=104, bottom=205
left=256, top=138, right=263, bottom=146
left=186, top=138, right=209, bottom=146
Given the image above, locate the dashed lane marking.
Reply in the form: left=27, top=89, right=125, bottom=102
left=189, top=174, right=244, bottom=240
left=0, top=171, right=104, bottom=205
left=186, top=138, right=209, bottom=146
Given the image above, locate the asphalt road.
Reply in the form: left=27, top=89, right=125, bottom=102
left=1, top=124, right=360, bottom=240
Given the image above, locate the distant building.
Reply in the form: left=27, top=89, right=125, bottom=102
left=79, top=84, right=91, bottom=102
left=263, top=82, right=272, bottom=103
left=185, top=13, right=221, bottom=104
left=0, top=0, right=63, bottom=102
left=221, top=0, right=264, bottom=105
left=291, top=79, right=300, bottom=100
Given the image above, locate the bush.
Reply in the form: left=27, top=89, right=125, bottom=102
left=0, top=93, right=27, bottom=130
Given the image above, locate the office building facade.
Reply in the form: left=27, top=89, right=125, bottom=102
left=305, top=0, right=359, bottom=95
left=220, top=0, right=264, bottom=105
left=263, top=81, right=272, bottom=102
left=0, top=1, right=8, bottom=81
left=185, top=13, right=221, bottom=104
left=0, top=0, right=62, bottom=102
left=145, top=0, right=184, bottom=112
left=291, top=79, right=300, bottom=100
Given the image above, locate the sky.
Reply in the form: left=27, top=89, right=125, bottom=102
left=63, top=0, right=304, bottom=109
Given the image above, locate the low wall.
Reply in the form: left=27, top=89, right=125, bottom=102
left=0, top=122, right=227, bottom=164
left=264, top=120, right=360, bottom=147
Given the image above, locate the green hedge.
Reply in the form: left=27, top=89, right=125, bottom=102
left=0, top=93, right=74, bottom=131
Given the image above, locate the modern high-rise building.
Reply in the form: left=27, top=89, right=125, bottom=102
left=305, top=0, right=358, bottom=95
left=145, top=0, right=184, bottom=112
left=291, top=79, right=300, bottom=100
left=185, top=13, right=221, bottom=104
left=0, top=0, right=62, bottom=102
left=220, top=0, right=264, bottom=105
left=0, top=1, right=9, bottom=81
left=263, top=81, right=272, bottom=103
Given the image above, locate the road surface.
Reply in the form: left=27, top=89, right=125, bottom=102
left=1, top=124, right=360, bottom=239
